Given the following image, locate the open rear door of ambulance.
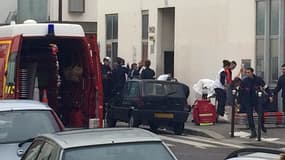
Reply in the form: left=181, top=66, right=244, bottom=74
left=0, top=35, right=22, bottom=99
left=9, top=35, right=23, bottom=99
left=0, top=39, right=12, bottom=99
left=85, top=35, right=104, bottom=128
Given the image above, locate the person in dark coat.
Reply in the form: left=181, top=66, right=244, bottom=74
left=111, top=58, right=126, bottom=96
left=128, top=63, right=140, bottom=79
left=271, top=64, right=285, bottom=112
left=101, top=57, right=112, bottom=103
left=141, top=60, right=155, bottom=79
left=239, top=67, right=267, bottom=138
left=181, top=83, right=190, bottom=99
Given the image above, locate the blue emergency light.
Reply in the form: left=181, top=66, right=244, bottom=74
left=48, top=23, right=55, bottom=36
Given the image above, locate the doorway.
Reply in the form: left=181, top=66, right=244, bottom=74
left=157, top=7, right=175, bottom=76
left=164, top=51, right=174, bottom=77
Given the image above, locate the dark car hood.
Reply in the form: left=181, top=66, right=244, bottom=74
left=0, top=142, right=31, bottom=160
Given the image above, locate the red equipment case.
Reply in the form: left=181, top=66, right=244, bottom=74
left=192, top=99, right=217, bottom=125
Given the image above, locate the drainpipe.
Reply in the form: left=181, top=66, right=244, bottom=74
left=58, top=0, right=62, bottom=22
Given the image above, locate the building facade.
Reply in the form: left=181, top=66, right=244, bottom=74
left=97, top=0, right=259, bottom=104
left=0, top=0, right=17, bottom=25
left=0, top=0, right=97, bottom=33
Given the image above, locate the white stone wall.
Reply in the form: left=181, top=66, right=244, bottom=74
left=0, top=0, right=17, bottom=24
left=49, top=0, right=97, bottom=22
left=97, top=0, right=256, bottom=103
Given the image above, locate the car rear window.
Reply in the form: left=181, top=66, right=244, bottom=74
left=143, top=82, right=185, bottom=97
left=63, top=142, right=175, bottom=160
left=0, top=110, right=60, bottom=143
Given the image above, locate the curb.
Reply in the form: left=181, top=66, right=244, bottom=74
left=184, top=126, right=225, bottom=139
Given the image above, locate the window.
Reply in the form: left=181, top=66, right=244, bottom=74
left=128, top=82, right=139, bottom=97
left=106, top=14, right=118, bottom=60
left=63, top=142, right=175, bottom=160
left=270, top=0, right=279, bottom=35
left=256, top=1, right=265, bottom=35
left=0, top=110, right=60, bottom=143
left=69, top=0, right=85, bottom=13
left=142, top=11, right=149, bottom=62
left=256, top=39, right=265, bottom=78
left=255, top=0, right=280, bottom=83
left=6, top=53, right=16, bottom=86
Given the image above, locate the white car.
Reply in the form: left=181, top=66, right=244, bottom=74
left=21, top=128, right=178, bottom=160
left=225, top=147, right=285, bottom=160
left=0, top=100, right=64, bottom=160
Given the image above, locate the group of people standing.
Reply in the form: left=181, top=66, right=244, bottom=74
left=101, top=57, right=155, bottom=103
left=213, top=60, right=269, bottom=138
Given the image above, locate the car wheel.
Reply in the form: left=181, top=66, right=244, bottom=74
left=128, top=114, right=139, bottom=128
left=173, top=122, right=184, bottom=135
left=106, top=110, right=116, bottom=127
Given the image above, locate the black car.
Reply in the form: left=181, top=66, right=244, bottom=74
left=105, top=79, right=190, bottom=135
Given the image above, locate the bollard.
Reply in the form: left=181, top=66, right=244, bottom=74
left=231, top=89, right=237, bottom=137
left=257, top=91, right=263, bottom=141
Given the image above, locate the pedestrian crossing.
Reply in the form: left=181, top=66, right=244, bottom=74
left=160, top=135, right=244, bottom=149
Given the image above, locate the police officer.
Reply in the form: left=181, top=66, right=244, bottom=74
left=141, top=60, right=155, bottom=79
left=111, top=57, right=126, bottom=96
left=239, top=67, right=266, bottom=138
left=271, top=64, right=285, bottom=112
left=101, top=57, right=112, bottom=103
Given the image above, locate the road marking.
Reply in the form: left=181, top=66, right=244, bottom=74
left=178, top=136, right=244, bottom=148
left=233, top=131, right=251, bottom=138
left=261, top=138, right=280, bottom=142
left=160, top=135, right=217, bottom=149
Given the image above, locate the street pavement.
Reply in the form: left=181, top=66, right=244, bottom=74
left=184, top=108, right=285, bottom=148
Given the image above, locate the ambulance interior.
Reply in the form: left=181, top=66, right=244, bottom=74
left=18, top=37, right=90, bottom=126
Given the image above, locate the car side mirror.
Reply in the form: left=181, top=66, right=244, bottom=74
left=17, top=148, right=24, bottom=157
left=17, top=138, right=34, bottom=158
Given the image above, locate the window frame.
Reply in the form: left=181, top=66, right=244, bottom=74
left=141, top=10, right=149, bottom=62
left=106, top=14, right=118, bottom=60
left=68, top=0, right=85, bottom=13
left=255, top=0, right=283, bottom=85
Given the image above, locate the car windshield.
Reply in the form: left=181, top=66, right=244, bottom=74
left=143, top=82, right=185, bottom=97
left=0, top=110, right=60, bottom=144
left=63, top=142, right=175, bottom=160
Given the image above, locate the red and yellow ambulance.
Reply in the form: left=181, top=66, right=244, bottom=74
left=0, top=20, right=103, bottom=128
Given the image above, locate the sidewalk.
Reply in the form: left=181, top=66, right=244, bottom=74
left=184, top=112, right=285, bottom=146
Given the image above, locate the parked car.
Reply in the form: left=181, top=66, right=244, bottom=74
left=225, top=147, right=285, bottom=160
left=106, top=79, right=190, bottom=135
left=0, top=100, right=64, bottom=160
left=21, top=128, right=177, bottom=160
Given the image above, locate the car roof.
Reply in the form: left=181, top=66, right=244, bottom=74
left=0, top=23, right=85, bottom=37
left=0, top=100, right=51, bottom=111
left=39, top=128, right=162, bottom=149
left=226, top=148, right=284, bottom=160
left=128, top=79, right=180, bottom=84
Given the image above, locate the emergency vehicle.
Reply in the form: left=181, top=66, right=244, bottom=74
left=0, top=20, right=103, bottom=128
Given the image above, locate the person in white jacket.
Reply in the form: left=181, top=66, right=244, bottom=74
left=213, top=60, right=231, bottom=121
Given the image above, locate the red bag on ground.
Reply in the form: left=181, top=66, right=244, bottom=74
left=192, top=99, right=217, bottom=125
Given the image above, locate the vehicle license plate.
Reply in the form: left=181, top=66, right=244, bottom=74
left=154, top=113, right=174, bottom=119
